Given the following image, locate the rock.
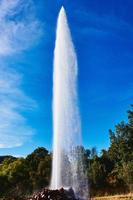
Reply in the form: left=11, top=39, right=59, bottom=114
left=26, top=188, right=79, bottom=200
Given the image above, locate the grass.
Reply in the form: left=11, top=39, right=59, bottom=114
left=92, top=194, right=133, bottom=200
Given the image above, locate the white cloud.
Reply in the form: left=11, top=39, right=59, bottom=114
left=0, top=0, right=43, bottom=148
left=0, top=0, right=43, bottom=55
left=0, top=67, right=37, bottom=148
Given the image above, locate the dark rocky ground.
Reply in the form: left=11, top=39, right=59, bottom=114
left=27, top=188, right=80, bottom=200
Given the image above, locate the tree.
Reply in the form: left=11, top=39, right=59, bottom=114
left=26, top=147, right=51, bottom=191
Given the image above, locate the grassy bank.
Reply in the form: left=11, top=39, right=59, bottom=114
left=92, top=194, right=133, bottom=200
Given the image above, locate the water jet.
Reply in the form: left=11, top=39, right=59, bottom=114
left=50, top=6, right=88, bottom=199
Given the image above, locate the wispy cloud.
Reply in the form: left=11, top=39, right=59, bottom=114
left=0, top=0, right=43, bottom=55
left=0, top=0, right=43, bottom=148
left=76, top=9, right=133, bottom=40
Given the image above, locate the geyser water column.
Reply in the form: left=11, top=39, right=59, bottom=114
left=51, top=7, right=88, bottom=199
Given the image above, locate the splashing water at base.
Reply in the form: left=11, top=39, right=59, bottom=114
left=50, top=7, right=88, bottom=199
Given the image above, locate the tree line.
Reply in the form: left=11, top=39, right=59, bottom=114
left=0, top=105, right=132, bottom=199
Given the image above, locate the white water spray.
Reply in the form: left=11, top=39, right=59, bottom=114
left=51, top=7, right=88, bottom=199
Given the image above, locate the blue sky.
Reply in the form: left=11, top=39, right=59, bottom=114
left=0, top=0, right=133, bottom=156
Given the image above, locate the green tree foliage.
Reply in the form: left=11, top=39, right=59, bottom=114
left=0, top=147, right=52, bottom=198
left=25, top=147, right=52, bottom=191
left=87, top=105, right=133, bottom=196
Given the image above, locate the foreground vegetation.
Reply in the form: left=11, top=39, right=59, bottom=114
left=0, top=105, right=132, bottom=199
